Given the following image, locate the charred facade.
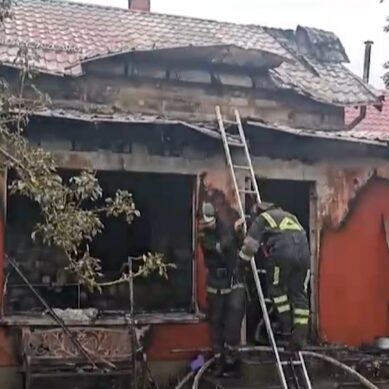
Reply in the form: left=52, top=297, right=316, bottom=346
left=0, top=0, right=387, bottom=387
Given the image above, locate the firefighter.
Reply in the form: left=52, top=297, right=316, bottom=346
left=199, top=202, right=246, bottom=377
left=238, top=202, right=311, bottom=350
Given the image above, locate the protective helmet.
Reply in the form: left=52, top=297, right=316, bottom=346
left=201, top=202, right=216, bottom=227
left=251, top=202, right=275, bottom=216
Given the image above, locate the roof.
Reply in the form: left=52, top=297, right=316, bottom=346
left=0, top=0, right=382, bottom=107
left=295, top=26, right=349, bottom=63
left=345, top=91, right=389, bottom=140
left=0, top=0, right=290, bottom=73
left=264, top=27, right=381, bottom=106
left=25, top=106, right=389, bottom=148
left=247, top=119, right=389, bottom=146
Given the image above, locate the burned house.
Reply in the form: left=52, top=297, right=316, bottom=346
left=0, top=0, right=388, bottom=387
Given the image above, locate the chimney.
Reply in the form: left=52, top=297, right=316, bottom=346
left=347, top=40, right=373, bottom=130
left=363, top=40, right=373, bottom=83
left=128, top=0, right=150, bottom=11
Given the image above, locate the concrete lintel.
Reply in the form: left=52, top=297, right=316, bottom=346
left=53, top=149, right=224, bottom=175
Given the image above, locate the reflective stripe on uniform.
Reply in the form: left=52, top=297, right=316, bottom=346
left=261, top=212, right=278, bottom=228
left=231, top=283, right=245, bottom=290
left=279, top=216, right=303, bottom=231
left=294, top=308, right=310, bottom=316
left=239, top=250, right=252, bottom=262
left=294, top=317, right=309, bottom=325
left=278, top=304, right=291, bottom=313
left=304, top=270, right=311, bottom=293
left=273, top=266, right=280, bottom=285
left=207, top=286, right=231, bottom=295
left=273, top=295, right=288, bottom=304
left=261, top=212, right=303, bottom=232
left=207, top=286, right=217, bottom=294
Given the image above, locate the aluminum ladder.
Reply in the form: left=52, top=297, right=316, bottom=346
left=215, top=106, right=312, bottom=389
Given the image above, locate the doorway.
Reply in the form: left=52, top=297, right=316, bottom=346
left=245, top=178, right=314, bottom=344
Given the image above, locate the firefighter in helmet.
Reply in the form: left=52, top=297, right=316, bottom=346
left=238, top=202, right=311, bottom=350
left=199, top=201, right=246, bottom=377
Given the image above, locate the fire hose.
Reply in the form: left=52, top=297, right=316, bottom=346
left=189, top=351, right=378, bottom=389
left=174, top=371, right=195, bottom=389
left=191, top=357, right=216, bottom=389
left=300, top=351, right=378, bottom=389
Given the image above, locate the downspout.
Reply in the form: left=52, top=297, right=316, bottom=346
left=347, top=40, right=373, bottom=130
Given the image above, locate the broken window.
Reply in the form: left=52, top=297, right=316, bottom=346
left=5, top=171, right=195, bottom=315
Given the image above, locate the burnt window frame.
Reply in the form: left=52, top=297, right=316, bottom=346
left=4, top=169, right=198, bottom=316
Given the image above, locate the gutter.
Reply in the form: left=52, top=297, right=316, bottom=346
left=347, top=40, right=373, bottom=130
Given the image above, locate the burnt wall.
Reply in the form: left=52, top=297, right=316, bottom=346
left=245, top=124, right=389, bottom=162
left=0, top=120, right=241, bottom=375
left=3, top=63, right=344, bottom=131
left=3, top=114, right=389, bottom=368
left=23, top=116, right=389, bottom=174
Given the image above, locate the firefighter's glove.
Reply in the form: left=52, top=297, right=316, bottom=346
left=234, top=218, right=246, bottom=245
left=234, top=218, right=245, bottom=232
left=239, top=236, right=260, bottom=262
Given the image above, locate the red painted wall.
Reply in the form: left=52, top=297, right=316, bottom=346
left=0, top=172, right=5, bottom=312
left=196, top=246, right=208, bottom=311
left=0, top=214, right=3, bottom=312
left=147, top=323, right=211, bottom=361
left=320, top=179, right=389, bottom=346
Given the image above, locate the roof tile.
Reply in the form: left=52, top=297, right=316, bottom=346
left=345, top=91, right=389, bottom=138
left=0, top=0, right=382, bottom=106
left=264, top=27, right=381, bottom=106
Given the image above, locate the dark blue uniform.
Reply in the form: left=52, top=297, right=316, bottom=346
left=239, top=207, right=310, bottom=348
left=199, top=214, right=245, bottom=372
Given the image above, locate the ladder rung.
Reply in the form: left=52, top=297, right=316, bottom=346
left=281, top=361, right=303, bottom=366
left=227, top=141, right=244, bottom=148
left=224, top=119, right=237, bottom=125
left=217, top=107, right=307, bottom=389
left=233, top=165, right=251, bottom=171
left=239, top=189, right=257, bottom=195
left=226, top=134, right=244, bottom=146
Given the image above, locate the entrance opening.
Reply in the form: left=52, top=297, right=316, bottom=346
left=246, top=179, right=313, bottom=344
left=6, top=171, right=195, bottom=314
